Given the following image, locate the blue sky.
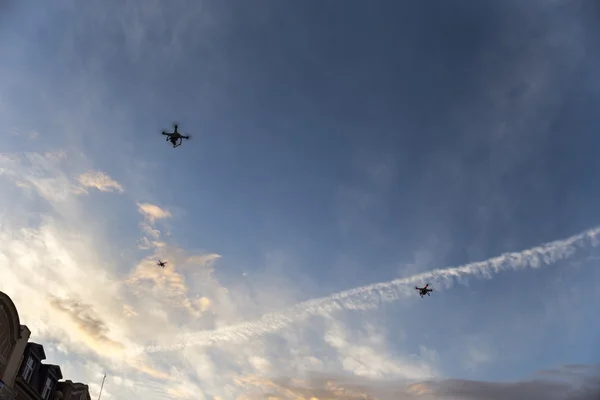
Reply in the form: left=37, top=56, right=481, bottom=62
left=1, top=1, right=599, bottom=399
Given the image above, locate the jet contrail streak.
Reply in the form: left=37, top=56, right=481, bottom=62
left=133, top=226, right=600, bottom=355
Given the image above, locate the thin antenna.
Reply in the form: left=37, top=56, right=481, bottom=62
left=97, top=374, right=106, bottom=400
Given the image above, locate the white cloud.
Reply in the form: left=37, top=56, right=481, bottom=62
left=322, top=319, right=436, bottom=381
left=0, top=150, right=81, bottom=203
left=0, top=150, right=124, bottom=203
left=136, top=202, right=172, bottom=249
left=143, top=224, right=600, bottom=353
left=223, top=364, right=600, bottom=400
left=77, top=171, right=124, bottom=193
left=137, top=202, right=172, bottom=221
left=1, top=146, right=598, bottom=400
left=0, top=149, right=188, bottom=393
left=1, top=2, right=596, bottom=399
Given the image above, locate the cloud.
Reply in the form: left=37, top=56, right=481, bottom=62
left=0, top=217, right=174, bottom=384
left=414, top=365, right=600, bottom=400
left=137, top=202, right=172, bottom=221
left=323, top=320, right=436, bottom=381
left=77, top=171, right=124, bottom=193
left=0, top=149, right=189, bottom=390
left=1, top=145, right=598, bottom=400
left=0, top=150, right=81, bottom=203
left=1, top=2, right=597, bottom=400
left=125, top=255, right=218, bottom=318
left=136, top=202, right=172, bottom=249
left=144, top=225, right=600, bottom=353
left=48, top=296, right=125, bottom=353
left=223, top=317, right=440, bottom=400
left=197, top=296, right=212, bottom=312
left=0, top=150, right=124, bottom=203
left=128, top=199, right=222, bottom=319
left=122, top=304, right=138, bottom=318
left=237, top=364, right=600, bottom=400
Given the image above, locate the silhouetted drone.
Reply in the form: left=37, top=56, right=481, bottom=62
left=157, top=260, right=168, bottom=268
left=162, top=123, right=191, bottom=148
left=415, top=283, right=433, bottom=298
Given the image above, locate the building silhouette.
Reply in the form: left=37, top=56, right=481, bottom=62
left=0, top=292, right=91, bottom=400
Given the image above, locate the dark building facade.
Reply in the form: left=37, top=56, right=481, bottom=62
left=0, top=292, right=90, bottom=400
left=15, top=343, right=62, bottom=400
left=54, top=381, right=91, bottom=400
left=0, top=292, right=30, bottom=400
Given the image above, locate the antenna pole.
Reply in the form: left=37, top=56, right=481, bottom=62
left=97, top=374, right=106, bottom=400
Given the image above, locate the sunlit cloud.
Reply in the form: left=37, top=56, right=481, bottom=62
left=2, top=145, right=597, bottom=400
left=140, top=224, right=600, bottom=354
left=0, top=150, right=124, bottom=202
left=234, top=365, right=600, bottom=400
left=1, top=136, right=598, bottom=400
left=2, top=0, right=599, bottom=399
left=122, top=304, right=138, bottom=318
left=137, top=202, right=172, bottom=221
left=77, top=171, right=124, bottom=193
left=49, top=296, right=125, bottom=353
left=135, top=202, right=170, bottom=249
left=0, top=149, right=182, bottom=391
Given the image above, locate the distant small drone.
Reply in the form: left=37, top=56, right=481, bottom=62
left=162, top=123, right=191, bottom=148
left=157, top=260, right=168, bottom=268
left=415, top=283, right=433, bottom=298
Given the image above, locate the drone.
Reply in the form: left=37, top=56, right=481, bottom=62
left=162, top=123, right=191, bottom=148
left=157, top=260, right=168, bottom=268
left=415, top=283, right=433, bottom=298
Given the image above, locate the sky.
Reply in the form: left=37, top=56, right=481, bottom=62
left=1, top=0, right=600, bottom=399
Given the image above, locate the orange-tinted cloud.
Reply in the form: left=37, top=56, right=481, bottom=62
left=48, top=296, right=125, bottom=353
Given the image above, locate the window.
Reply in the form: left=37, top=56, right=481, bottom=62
left=21, top=356, right=35, bottom=381
left=41, top=377, right=53, bottom=400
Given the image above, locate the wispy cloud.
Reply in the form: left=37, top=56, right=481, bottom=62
left=137, top=202, right=172, bottom=221
left=49, top=296, right=125, bottom=353
left=126, top=255, right=219, bottom=318
left=129, top=199, right=222, bottom=320
left=0, top=150, right=123, bottom=202
left=237, top=364, right=600, bottom=400
left=0, top=149, right=188, bottom=393
left=1, top=144, right=598, bottom=400
left=1, top=4, right=596, bottom=399
left=77, top=171, right=124, bottom=193
left=144, top=225, right=600, bottom=353
left=136, top=202, right=171, bottom=249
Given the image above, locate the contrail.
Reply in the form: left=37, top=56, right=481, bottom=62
left=133, top=226, right=600, bottom=355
